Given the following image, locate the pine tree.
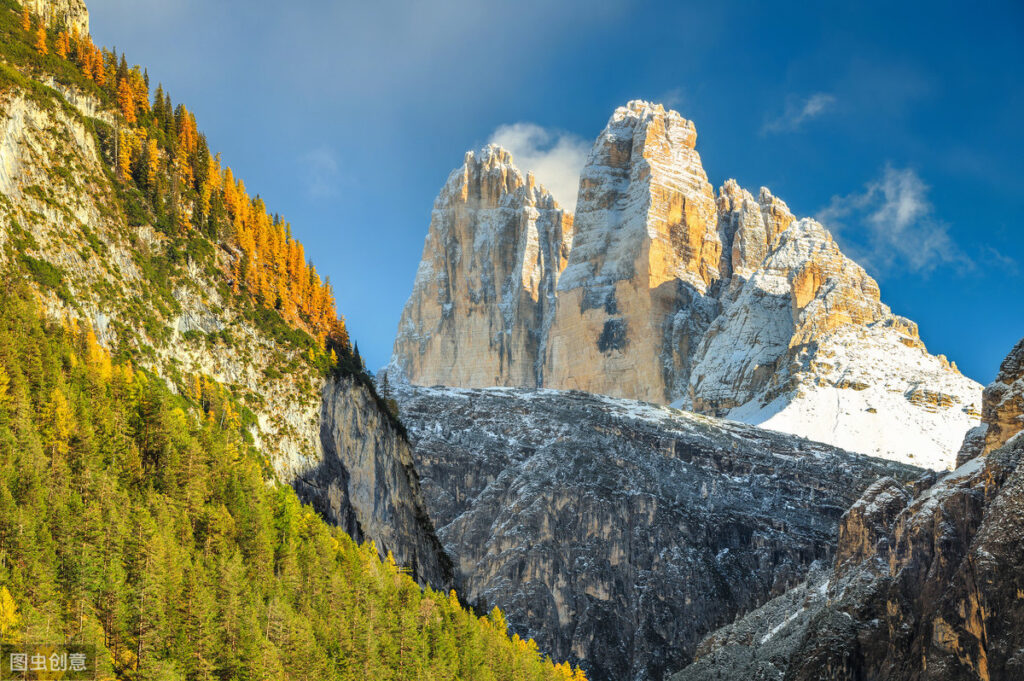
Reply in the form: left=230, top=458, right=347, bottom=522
left=144, top=138, right=160, bottom=190
left=117, top=53, right=129, bottom=83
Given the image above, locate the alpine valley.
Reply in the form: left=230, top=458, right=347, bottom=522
left=0, top=2, right=1020, bottom=681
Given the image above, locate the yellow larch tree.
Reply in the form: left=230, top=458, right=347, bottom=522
left=117, top=78, right=137, bottom=124
left=20, top=7, right=31, bottom=32
left=117, top=129, right=133, bottom=179
left=91, top=46, right=106, bottom=84
left=0, top=587, right=18, bottom=640
left=85, top=329, right=113, bottom=382
left=0, top=364, right=9, bottom=409
left=34, top=21, right=48, bottom=56
left=41, top=388, right=73, bottom=456
left=55, top=31, right=69, bottom=59
left=78, top=41, right=93, bottom=79
left=130, top=69, right=150, bottom=115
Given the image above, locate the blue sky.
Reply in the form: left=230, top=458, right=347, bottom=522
left=89, top=0, right=1023, bottom=382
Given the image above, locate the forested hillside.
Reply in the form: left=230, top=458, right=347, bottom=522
left=0, top=283, right=585, bottom=680
left=0, top=1, right=588, bottom=678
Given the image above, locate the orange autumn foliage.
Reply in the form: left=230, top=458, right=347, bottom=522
left=219, top=163, right=347, bottom=346
left=34, top=23, right=47, bottom=55
left=117, top=78, right=136, bottom=123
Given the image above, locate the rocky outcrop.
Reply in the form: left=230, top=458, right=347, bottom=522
left=390, top=145, right=572, bottom=388
left=24, top=0, right=89, bottom=34
left=958, top=338, right=1024, bottom=464
left=390, top=100, right=981, bottom=468
left=293, top=375, right=453, bottom=588
left=673, top=337, right=1024, bottom=681
left=393, top=382, right=921, bottom=681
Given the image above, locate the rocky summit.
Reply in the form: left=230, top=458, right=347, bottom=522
left=672, top=336, right=1024, bottom=681
left=389, top=100, right=981, bottom=468
left=390, top=382, right=921, bottom=681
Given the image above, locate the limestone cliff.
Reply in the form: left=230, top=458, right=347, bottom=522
left=544, top=102, right=721, bottom=404
left=390, top=100, right=981, bottom=468
left=393, top=382, right=921, bottom=681
left=390, top=145, right=572, bottom=388
left=24, top=0, right=89, bottom=34
left=958, top=338, right=1024, bottom=464
left=295, top=374, right=452, bottom=588
left=673, top=336, right=1024, bottom=681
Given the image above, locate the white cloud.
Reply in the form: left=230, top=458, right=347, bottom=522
left=763, top=92, right=837, bottom=134
left=816, top=165, right=968, bottom=273
left=488, top=123, right=589, bottom=212
left=301, top=147, right=341, bottom=199
left=656, top=87, right=686, bottom=110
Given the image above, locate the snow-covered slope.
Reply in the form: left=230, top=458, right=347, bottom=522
left=726, top=324, right=981, bottom=469
left=390, top=100, right=982, bottom=469
left=684, top=217, right=981, bottom=469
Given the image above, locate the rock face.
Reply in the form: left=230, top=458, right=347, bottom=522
left=390, top=145, right=572, bottom=388
left=294, top=375, right=453, bottom=587
left=25, top=0, right=89, bottom=34
left=673, top=337, right=1024, bottom=681
left=544, top=102, right=721, bottom=404
left=392, top=382, right=921, bottom=681
left=390, top=100, right=981, bottom=468
left=958, top=338, right=1024, bottom=464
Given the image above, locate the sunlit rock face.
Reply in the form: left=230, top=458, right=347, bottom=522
left=390, top=100, right=981, bottom=468
left=390, top=145, right=572, bottom=389
left=25, top=0, right=89, bottom=34
left=957, top=337, right=1024, bottom=464
left=544, top=101, right=722, bottom=403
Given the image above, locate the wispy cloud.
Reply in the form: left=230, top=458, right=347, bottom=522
left=762, top=92, right=837, bottom=134
left=488, top=123, right=589, bottom=212
left=300, top=147, right=341, bottom=199
left=656, top=87, right=686, bottom=110
left=816, top=165, right=970, bottom=274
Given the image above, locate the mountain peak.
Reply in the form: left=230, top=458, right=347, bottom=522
left=608, top=99, right=699, bottom=150
left=465, top=143, right=515, bottom=169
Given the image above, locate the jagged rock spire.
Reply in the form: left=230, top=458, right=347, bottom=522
left=389, top=145, right=572, bottom=388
